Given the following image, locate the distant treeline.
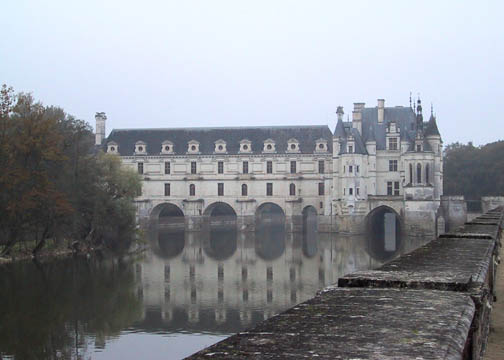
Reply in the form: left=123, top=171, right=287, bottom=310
left=443, top=140, right=504, bottom=202
left=0, top=85, right=141, bottom=257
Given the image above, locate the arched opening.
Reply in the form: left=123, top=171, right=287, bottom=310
left=204, top=202, right=237, bottom=217
left=416, top=163, right=422, bottom=184
left=425, top=164, right=430, bottom=184
left=241, top=184, right=248, bottom=196
left=150, top=203, right=185, bottom=228
left=255, top=202, right=286, bottom=260
left=366, top=206, right=402, bottom=261
left=302, top=206, right=318, bottom=258
left=289, top=183, right=296, bottom=196
left=256, top=202, right=285, bottom=224
left=204, top=202, right=237, bottom=231
left=409, top=163, right=413, bottom=184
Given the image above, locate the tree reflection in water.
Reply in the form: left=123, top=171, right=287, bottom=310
left=0, top=256, right=142, bottom=360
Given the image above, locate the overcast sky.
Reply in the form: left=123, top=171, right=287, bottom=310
left=2, top=1, right=502, bottom=145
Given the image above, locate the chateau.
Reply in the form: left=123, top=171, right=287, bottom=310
left=97, top=98, right=443, bottom=236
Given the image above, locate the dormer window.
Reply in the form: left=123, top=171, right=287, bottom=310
left=416, top=143, right=423, bottom=152
left=315, top=139, right=328, bottom=153
left=107, top=141, right=118, bottom=154
left=187, top=140, right=200, bottom=154
left=135, top=141, right=147, bottom=155
left=388, top=137, right=398, bottom=151
left=387, top=121, right=399, bottom=134
left=214, top=139, right=227, bottom=153
left=263, top=139, right=276, bottom=153
left=348, top=145, right=353, bottom=153
left=161, top=140, right=174, bottom=154
left=287, top=138, right=300, bottom=153
left=239, top=139, right=252, bottom=153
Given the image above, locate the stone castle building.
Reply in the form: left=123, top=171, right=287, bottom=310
left=97, top=98, right=443, bottom=235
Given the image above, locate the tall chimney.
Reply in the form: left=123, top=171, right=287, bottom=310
left=352, top=103, right=364, bottom=133
left=377, top=99, right=385, bottom=123
left=95, top=112, right=107, bottom=145
left=336, top=106, right=344, bottom=122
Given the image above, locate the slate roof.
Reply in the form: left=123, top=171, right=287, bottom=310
left=425, top=114, right=441, bottom=137
left=335, top=106, right=439, bottom=154
left=361, top=106, right=417, bottom=150
left=105, top=125, right=333, bottom=156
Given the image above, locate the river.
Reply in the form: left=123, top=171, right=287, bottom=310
left=0, top=218, right=430, bottom=359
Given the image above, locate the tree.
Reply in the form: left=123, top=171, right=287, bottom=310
left=0, top=85, right=141, bottom=256
left=444, top=140, right=504, bottom=202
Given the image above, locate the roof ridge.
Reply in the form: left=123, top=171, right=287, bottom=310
left=110, top=125, right=330, bottom=132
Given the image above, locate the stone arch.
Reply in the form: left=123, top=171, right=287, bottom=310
left=255, top=202, right=285, bottom=220
left=150, top=202, right=184, bottom=220
left=203, top=201, right=237, bottom=217
left=365, top=205, right=402, bottom=261
left=255, top=202, right=286, bottom=260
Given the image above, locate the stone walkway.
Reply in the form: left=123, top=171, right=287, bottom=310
left=485, top=245, right=504, bottom=359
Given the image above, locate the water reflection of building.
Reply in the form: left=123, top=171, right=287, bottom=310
left=132, top=221, right=407, bottom=334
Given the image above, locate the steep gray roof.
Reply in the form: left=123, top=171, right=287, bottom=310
left=105, top=125, right=333, bottom=156
left=339, top=126, right=367, bottom=155
left=360, top=107, right=418, bottom=150
left=425, top=115, right=441, bottom=137
left=334, top=118, right=346, bottom=138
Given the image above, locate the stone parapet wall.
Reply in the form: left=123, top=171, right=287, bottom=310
left=187, top=207, right=503, bottom=359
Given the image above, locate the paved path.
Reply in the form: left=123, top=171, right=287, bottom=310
left=485, top=245, right=504, bottom=359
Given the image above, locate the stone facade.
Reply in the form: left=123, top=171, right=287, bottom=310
left=97, top=97, right=443, bottom=234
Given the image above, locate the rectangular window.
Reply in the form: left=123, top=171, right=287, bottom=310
left=318, top=182, right=324, bottom=196
left=138, top=162, right=143, bottom=174
left=218, top=183, right=224, bottom=196
left=356, top=187, right=360, bottom=195
left=356, top=165, right=359, bottom=173
left=417, top=144, right=422, bottom=152
left=290, top=161, right=296, bottom=174
left=389, top=138, right=398, bottom=150
left=266, top=183, right=273, bottom=196
left=267, top=161, right=273, bottom=174
left=189, top=184, right=195, bottom=196
left=218, top=161, right=224, bottom=174
left=343, top=188, right=346, bottom=195
left=243, top=161, right=248, bottom=174
left=348, top=145, right=353, bottom=153
left=165, top=162, right=170, bottom=174
left=389, top=160, right=398, bottom=172
left=164, top=183, right=170, bottom=196
left=318, top=160, right=325, bottom=174
left=343, top=165, right=345, bottom=173
left=387, top=181, right=393, bottom=195
left=394, top=181, right=400, bottom=196
left=349, top=165, right=353, bottom=173
left=349, top=187, right=353, bottom=195
left=191, top=161, right=197, bottom=174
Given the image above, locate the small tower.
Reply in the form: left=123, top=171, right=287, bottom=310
left=95, top=112, right=107, bottom=145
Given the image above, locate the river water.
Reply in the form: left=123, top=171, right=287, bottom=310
left=0, top=219, right=430, bottom=360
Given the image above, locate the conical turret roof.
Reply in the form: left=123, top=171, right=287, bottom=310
left=334, top=118, right=346, bottom=138
left=425, top=114, right=440, bottom=137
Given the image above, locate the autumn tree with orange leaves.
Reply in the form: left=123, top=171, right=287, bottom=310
left=0, top=85, right=140, bottom=256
